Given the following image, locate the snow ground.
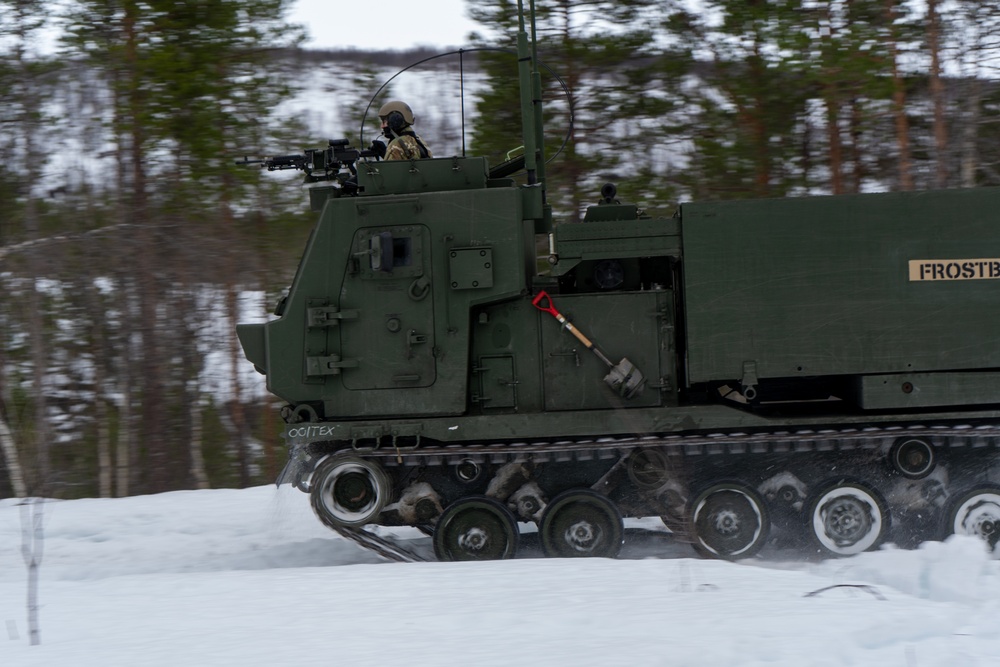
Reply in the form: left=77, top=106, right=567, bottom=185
left=2, top=485, right=999, bottom=666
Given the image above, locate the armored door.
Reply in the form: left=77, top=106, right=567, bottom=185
left=339, top=224, right=436, bottom=389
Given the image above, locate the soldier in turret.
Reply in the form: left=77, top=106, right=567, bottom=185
left=373, top=100, right=433, bottom=161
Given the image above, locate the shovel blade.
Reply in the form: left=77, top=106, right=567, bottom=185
left=603, top=358, right=646, bottom=399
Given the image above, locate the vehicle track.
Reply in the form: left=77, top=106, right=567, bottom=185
left=308, top=421, right=1000, bottom=562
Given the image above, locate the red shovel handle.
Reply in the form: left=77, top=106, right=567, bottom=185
left=531, top=290, right=595, bottom=349
left=531, top=290, right=560, bottom=319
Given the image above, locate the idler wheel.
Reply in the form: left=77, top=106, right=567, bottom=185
left=310, top=455, right=391, bottom=528
left=539, top=489, right=624, bottom=558
left=433, top=496, right=519, bottom=561
left=689, top=482, right=770, bottom=560
left=944, top=485, right=1000, bottom=551
left=889, top=438, right=936, bottom=479
left=807, top=480, right=888, bottom=557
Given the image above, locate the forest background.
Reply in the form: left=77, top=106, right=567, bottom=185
left=1, top=0, right=998, bottom=499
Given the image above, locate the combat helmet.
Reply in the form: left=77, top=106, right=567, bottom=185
left=379, top=100, right=415, bottom=134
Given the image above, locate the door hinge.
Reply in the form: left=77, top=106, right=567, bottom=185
left=307, top=307, right=359, bottom=328
left=306, top=354, right=359, bottom=376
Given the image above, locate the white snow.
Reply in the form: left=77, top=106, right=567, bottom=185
left=3, top=485, right=1000, bottom=666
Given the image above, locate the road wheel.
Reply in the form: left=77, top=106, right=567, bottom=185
left=944, top=485, right=1000, bottom=551
left=433, top=496, right=519, bottom=561
left=689, top=481, right=770, bottom=560
left=808, top=480, right=888, bottom=557
left=539, top=489, right=624, bottom=559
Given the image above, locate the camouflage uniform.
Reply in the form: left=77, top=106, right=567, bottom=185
left=384, top=133, right=433, bottom=161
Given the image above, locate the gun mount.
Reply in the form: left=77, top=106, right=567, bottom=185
left=237, top=138, right=377, bottom=185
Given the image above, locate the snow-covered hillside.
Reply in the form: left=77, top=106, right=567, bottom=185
left=2, top=486, right=999, bottom=666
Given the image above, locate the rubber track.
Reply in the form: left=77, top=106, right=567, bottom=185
left=322, top=421, right=1000, bottom=562
left=351, top=422, right=1000, bottom=466
left=332, top=525, right=428, bottom=563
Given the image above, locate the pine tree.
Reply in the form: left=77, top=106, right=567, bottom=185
left=60, top=0, right=302, bottom=493
left=0, top=0, right=59, bottom=495
left=467, top=0, right=677, bottom=219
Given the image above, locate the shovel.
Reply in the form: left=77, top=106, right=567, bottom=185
left=531, top=290, right=646, bottom=399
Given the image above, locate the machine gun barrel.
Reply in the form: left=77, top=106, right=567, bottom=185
left=236, top=140, right=379, bottom=182
left=236, top=152, right=311, bottom=171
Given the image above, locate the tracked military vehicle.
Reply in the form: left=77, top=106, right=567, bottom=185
left=237, top=3, right=1000, bottom=561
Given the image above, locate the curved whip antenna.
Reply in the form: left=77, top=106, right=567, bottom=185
left=359, top=47, right=573, bottom=168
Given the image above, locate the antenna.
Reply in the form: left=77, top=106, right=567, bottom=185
left=516, top=0, right=550, bottom=233
left=516, top=0, right=541, bottom=187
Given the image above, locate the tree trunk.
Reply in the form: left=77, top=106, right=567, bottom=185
left=927, top=0, right=948, bottom=188
left=88, top=283, right=113, bottom=497
left=749, top=43, right=770, bottom=197
left=825, top=94, right=845, bottom=195
left=20, top=498, right=44, bottom=645
left=189, top=394, right=210, bottom=490
left=849, top=99, right=864, bottom=194
left=115, top=346, right=133, bottom=497
left=96, top=399, right=112, bottom=497
left=122, top=2, right=168, bottom=493
left=26, top=263, right=50, bottom=494
left=111, top=58, right=133, bottom=497
left=959, top=78, right=981, bottom=188
left=821, top=4, right=845, bottom=196
left=955, top=1, right=985, bottom=189
left=886, top=0, right=913, bottom=190
left=16, top=42, right=52, bottom=496
left=227, top=284, right=251, bottom=487
left=0, top=415, right=28, bottom=498
left=221, top=164, right=251, bottom=487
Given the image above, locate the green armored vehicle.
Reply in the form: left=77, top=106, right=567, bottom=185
left=238, top=9, right=1000, bottom=561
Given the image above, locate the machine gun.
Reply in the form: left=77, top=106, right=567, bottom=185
left=237, top=139, right=378, bottom=184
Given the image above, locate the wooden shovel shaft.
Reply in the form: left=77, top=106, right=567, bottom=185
left=555, top=314, right=593, bottom=348
left=532, top=291, right=614, bottom=367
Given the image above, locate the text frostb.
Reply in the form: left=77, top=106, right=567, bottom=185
left=908, top=259, right=1000, bottom=281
